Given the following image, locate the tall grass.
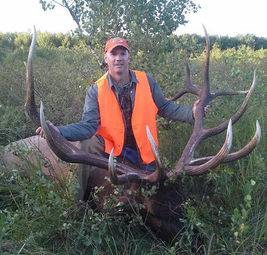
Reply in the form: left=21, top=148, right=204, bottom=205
left=0, top=42, right=266, bottom=254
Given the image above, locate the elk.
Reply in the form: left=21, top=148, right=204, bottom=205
left=2, top=26, right=261, bottom=242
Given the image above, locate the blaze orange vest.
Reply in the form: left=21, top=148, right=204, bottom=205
left=96, top=71, right=158, bottom=164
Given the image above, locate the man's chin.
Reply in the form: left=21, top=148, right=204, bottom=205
left=114, top=67, right=124, bottom=74
left=114, top=66, right=123, bottom=70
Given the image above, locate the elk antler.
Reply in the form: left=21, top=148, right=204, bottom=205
left=108, top=25, right=261, bottom=182
left=40, top=102, right=165, bottom=184
left=25, top=26, right=41, bottom=127
left=166, top=26, right=261, bottom=178
left=25, top=27, right=165, bottom=184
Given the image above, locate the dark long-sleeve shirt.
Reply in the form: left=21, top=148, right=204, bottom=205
left=58, top=70, right=194, bottom=141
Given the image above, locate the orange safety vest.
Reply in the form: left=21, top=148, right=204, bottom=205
left=96, top=70, right=158, bottom=164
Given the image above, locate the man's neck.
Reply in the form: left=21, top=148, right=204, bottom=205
left=109, top=70, right=131, bottom=85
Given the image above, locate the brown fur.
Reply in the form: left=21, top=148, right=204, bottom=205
left=1, top=135, right=73, bottom=181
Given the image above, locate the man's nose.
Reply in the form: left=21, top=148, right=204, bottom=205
left=115, top=54, right=122, bottom=60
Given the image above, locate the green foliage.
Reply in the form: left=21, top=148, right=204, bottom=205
left=0, top=149, right=170, bottom=254
left=0, top=32, right=267, bottom=253
left=177, top=33, right=267, bottom=51
left=0, top=35, right=103, bottom=145
left=37, top=0, right=200, bottom=71
left=39, top=0, right=198, bottom=40
left=158, top=44, right=267, bottom=254
left=177, top=163, right=267, bottom=254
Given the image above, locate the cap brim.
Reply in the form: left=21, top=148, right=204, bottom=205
left=106, top=44, right=130, bottom=53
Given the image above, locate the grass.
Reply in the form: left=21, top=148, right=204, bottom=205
left=0, top=43, right=266, bottom=254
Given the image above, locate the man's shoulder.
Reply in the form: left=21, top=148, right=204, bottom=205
left=86, top=83, right=98, bottom=97
left=130, top=69, right=145, bottom=74
left=130, top=70, right=153, bottom=81
left=132, top=70, right=154, bottom=79
left=95, top=72, right=108, bottom=84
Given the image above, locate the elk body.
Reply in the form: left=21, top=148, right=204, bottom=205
left=1, top=26, right=261, bottom=242
left=1, top=136, right=74, bottom=180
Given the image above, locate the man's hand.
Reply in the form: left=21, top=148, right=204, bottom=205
left=36, top=121, right=60, bottom=139
left=193, top=99, right=210, bottom=119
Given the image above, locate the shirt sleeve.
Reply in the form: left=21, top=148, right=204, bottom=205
left=146, top=73, right=194, bottom=125
left=58, top=84, right=100, bottom=141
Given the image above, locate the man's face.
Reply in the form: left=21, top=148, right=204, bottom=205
left=104, top=46, right=130, bottom=75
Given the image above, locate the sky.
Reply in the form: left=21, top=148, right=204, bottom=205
left=0, top=0, right=266, bottom=37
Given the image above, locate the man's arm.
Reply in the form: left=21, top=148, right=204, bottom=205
left=146, top=74, right=195, bottom=125
left=57, top=84, right=100, bottom=141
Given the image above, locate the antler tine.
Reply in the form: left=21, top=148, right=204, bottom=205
left=212, top=90, right=249, bottom=98
left=108, top=148, right=147, bottom=185
left=108, top=126, right=166, bottom=185
left=202, top=24, right=211, bottom=98
left=184, top=119, right=233, bottom=175
left=188, top=120, right=261, bottom=166
left=168, top=52, right=200, bottom=102
left=145, top=125, right=167, bottom=181
left=169, top=26, right=210, bottom=103
left=167, top=119, right=233, bottom=178
left=204, top=70, right=257, bottom=138
left=108, top=148, right=120, bottom=185
left=222, top=120, right=261, bottom=163
left=211, top=70, right=256, bottom=99
left=25, top=26, right=41, bottom=127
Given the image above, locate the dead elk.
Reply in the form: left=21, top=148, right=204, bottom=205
left=3, top=26, right=262, bottom=242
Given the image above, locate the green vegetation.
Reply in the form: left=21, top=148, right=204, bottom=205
left=177, top=33, right=267, bottom=51
left=39, top=0, right=198, bottom=39
left=0, top=32, right=266, bottom=254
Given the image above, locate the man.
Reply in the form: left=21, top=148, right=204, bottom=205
left=37, top=37, right=204, bottom=201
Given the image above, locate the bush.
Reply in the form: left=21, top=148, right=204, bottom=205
left=0, top=33, right=266, bottom=254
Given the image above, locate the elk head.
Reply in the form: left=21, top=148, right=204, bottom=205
left=25, top=26, right=261, bottom=241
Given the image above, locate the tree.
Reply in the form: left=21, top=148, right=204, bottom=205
left=39, top=0, right=199, bottom=67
